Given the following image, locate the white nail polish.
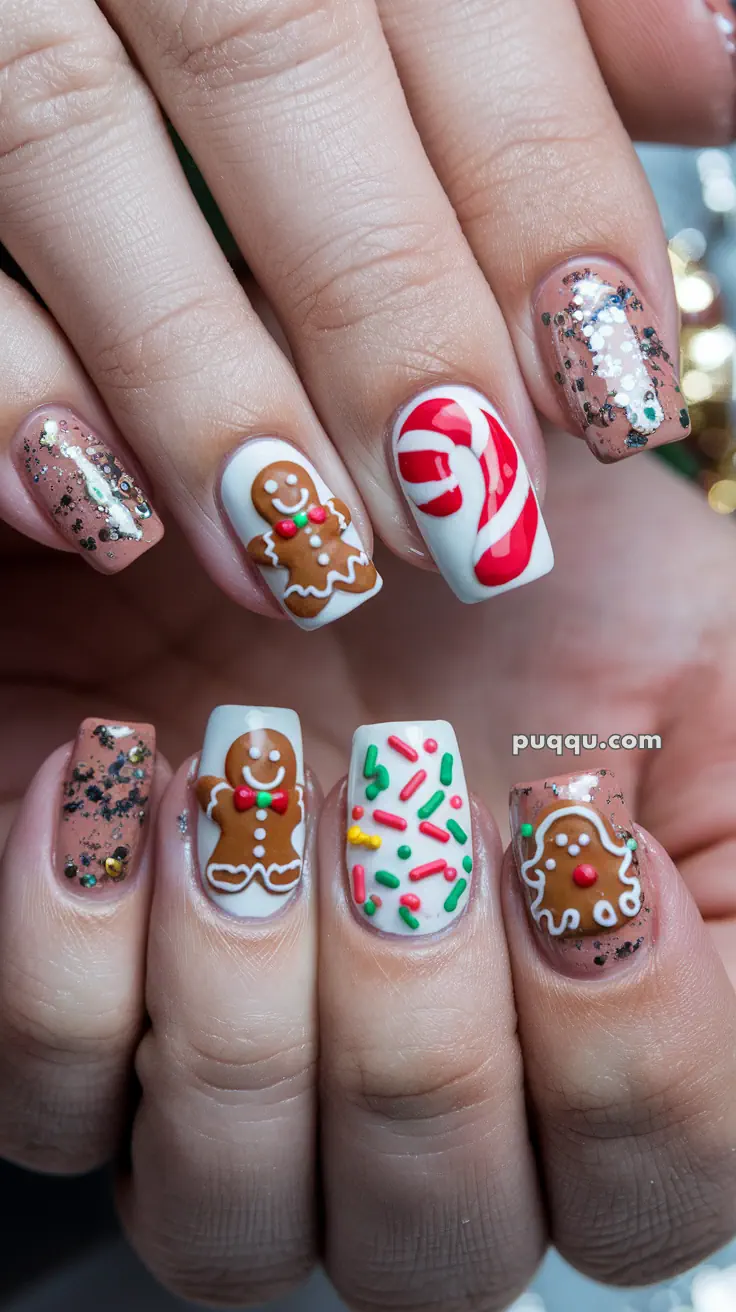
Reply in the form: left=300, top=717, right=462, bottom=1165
left=347, top=720, right=472, bottom=936
left=392, top=384, right=553, bottom=603
left=220, top=438, right=382, bottom=629
left=196, top=706, right=304, bottom=918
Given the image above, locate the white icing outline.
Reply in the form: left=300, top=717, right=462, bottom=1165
left=206, top=781, right=230, bottom=819
left=272, top=488, right=308, bottom=514
left=520, top=804, right=641, bottom=936
left=242, top=763, right=285, bottom=790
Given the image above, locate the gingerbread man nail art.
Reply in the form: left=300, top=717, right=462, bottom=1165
left=196, top=707, right=305, bottom=918
left=220, top=439, right=382, bottom=629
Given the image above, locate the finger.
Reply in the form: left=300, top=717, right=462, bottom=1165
left=320, top=721, right=546, bottom=1312
left=507, top=767, right=736, bottom=1284
left=0, top=717, right=161, bottom=1173
left=0, top=272, right=163, bottom=569
left=378, top=0, right=691, bottom=464
left=98, top=0, right=554, bottom=605
left=122, top=706, right=317, bottom=1306
left=577, top=0, right=735, bottom=147
left=0, top=0, right=380, bottom=626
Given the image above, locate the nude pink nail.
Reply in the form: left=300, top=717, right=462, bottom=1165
left=12, top=406, right=163, bottom=572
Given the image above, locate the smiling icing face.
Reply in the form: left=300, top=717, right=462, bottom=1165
left=251, top=461, right=319, bottom=525
left=224, top=730, right=298, bottom=793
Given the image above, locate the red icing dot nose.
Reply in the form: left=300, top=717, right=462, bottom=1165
left=275, top=519, right=298, bottom=538
left=572, top=864, right=598, bottom=888
left=307, top=505, right=327, bottom=524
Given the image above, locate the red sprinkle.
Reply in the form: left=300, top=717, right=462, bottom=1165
left=399, top=769, right=427, bottom=801
left=275, top=519, right=298, bottom=538
left=410, top=859, right=447, bottom=881
left=373, top=809, right=407, bottom=831
left=351, top=805, right=364, bottom=821
left=423, top=738, right=438, bottom=753
left=371, top=894, right=382, bottom=908
left=419, top=821, right=450, bottom=843
left=352, top=864, right=366, bottom=904
left=450, top=795, right=463, bottom=810
left=444, top=867, right=457, bottom=882
left=388, top=735, right=418, bottom=762
left=400, top=893, right=421, bottom=911
left=572, top=864, right=598, bottom=888
left=307, top=505, right=327, bottom=524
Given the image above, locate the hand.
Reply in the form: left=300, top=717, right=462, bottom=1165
left=2, top=434, right=736, bottom=1307
left=0, top=0, right=731, bottom=625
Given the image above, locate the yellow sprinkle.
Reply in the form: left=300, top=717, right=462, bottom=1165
left=369, top=835, right=382, bottom=849
left=347, top=825, right=362, bottom=844
left=105, top=857, right=123, bottom=878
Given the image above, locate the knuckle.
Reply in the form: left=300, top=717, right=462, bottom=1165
left=136, top=1023, right=316, bottom=1104
left=89, top=292, right=240, bottom=394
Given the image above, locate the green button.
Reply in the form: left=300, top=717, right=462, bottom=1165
left=257, top=791, right=272, bottom=807
left=293, top=512, right=309, bottom=527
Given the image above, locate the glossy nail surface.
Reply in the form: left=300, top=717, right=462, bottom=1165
left=346, top=720, right=472, bottom=936
left=220, top=438, right=382, bottom=629
left=392, top=384, right=553, bottom=604
left=59, top=719, right=155, bottom=891
left=13, top=406, right=163, bottom=571
left=510, top=768, right=650, bottom=975
left=196, top=706, right=305, bottom=917
left=535, top=260, right=690, bottom=462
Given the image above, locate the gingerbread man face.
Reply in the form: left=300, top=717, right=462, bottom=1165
left=251, top=462, right=320, bottom=527
left=519, top=799, right=641, bottom=938
left=224, top=729, right=298, bottom=793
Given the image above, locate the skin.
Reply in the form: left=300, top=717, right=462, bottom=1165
left=2, top=435, right=736, bottom=1308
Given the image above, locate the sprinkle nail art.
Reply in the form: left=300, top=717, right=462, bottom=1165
left=347, top=721, right=472, bottom=936
left=13, top=407, right=163, bottom=572
left=59, top=719, right=155, bottom=891
left=220, top=439, right=382, bottom=629
left=392, top=384, right=553, bottom=604
left=535, top=260, right=690, bottom=462
left=196, top=706, right=305, bottom=918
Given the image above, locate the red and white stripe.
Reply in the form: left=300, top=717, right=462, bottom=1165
left=395, top=387, right=542, bottom=589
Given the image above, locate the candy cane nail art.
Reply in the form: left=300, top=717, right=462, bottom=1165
left=510, top=769, right=651, bottom=974
left=220, top=438, right=382, bottom=630
left=392, top=385, right=553, bottom=603
left=347, top=721, right=472, bottom=936
left=196, top=706, right=305, bottom=918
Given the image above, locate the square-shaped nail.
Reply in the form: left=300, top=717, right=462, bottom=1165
left=392, top=384, right=553, bottom=604
left=196, top=706, right=305, bottom=917
left=220, top=439, right=382, bottom=629
left=346, top=721, right=472, bottom=935
left=59, top=719, right=155, bottom=891
left=535, top=259, right=690, bottom=462
left=13, top=406, right=163, bottom=571
left=510, top=768, right=650, bottom=974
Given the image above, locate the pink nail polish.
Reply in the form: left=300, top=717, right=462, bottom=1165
left=12, top=406, right=163, bottom=572
left=534, top=259, right=690, bottom=462
left=510, top=768, right=651, bottom=977
left=58, top=719, right=155, bottom=892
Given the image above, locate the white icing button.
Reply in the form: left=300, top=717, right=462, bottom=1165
left=545, top=858, right=556, bottom=871
left=253, top=845, right=266, bottom=858
left=555, top=833, right=568, bottom=846
left=567, top=844, right=581, bottom=857
left=268, top=749, right=281, bottom=762
left=256, top=809, right=268, bottom=821
left=309, top=535, right=322, bottom=548
left=249, top=747, right=261, bottom=760
left=317, top=552, right=330, bottom=566
left=264, top=479, right=278, bottom=494
left=286, top=473, right=299, bottom=486
left=578, top=833, right=590, bottom=846
left=254, top=827, right=267, bottom=841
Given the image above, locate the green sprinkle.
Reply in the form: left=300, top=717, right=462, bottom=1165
left=520, top=822, right=533, bottom=838
left=293, top=511, right=309, bottom=527
left=541, top=311, right=551, bottom=326
left=644, top=406, right=656, bottom=422
left=626, top=837, right=638, bottom=851
left=440, top=753, right=453, bottom=786
left=375, top=870, right=400, bottom=889
left=462, top=855, right=473, bottom=875
left=418, top=790, right=445, bottom=819
left=446, top=819, right=467, bottom=845
left=376, top=764, right=390, bottom=790
left=397, top=844, right=412, bottom=860
left=257, top=791, right=272, bottom=807
left=363, top=899, right=377, bottom=916
left=444, top=878, right=467, bottom=914
left=363, top=744, right=378, bottom=778
left=679, top=407, right=690, bottom=429
left=80, top=874, right=97, bottom=888
left=365, top=782, right=380, bottom=801
left=399, top=906, right=420, bottom=930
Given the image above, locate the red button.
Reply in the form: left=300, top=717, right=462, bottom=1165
left=233, top=787, right=255, bottom=811
left=275, top=519, right=297, bottom=538
left=307, top=505, right=327, bottom=524
left=572, top=864, right=598, bottom=888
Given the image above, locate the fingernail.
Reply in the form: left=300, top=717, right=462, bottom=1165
left=195, top=706, right=305, bottom=917
left=346, top=721, right=472, bottom=936
left=704, top=0, right=736, bottom=57
left=220, top=438, right=382, bottom=629
left=12, top=406, right=163, bottom=571
left=58, top=719, right=155, bottom=892
left=391, top=384, right=553, bottom=603
left=535, top=260, right=690, bottom=462
left=510, top=768, right=651, bottom=976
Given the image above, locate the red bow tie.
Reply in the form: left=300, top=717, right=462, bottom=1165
left=233, top=786, right=289, bottom=815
